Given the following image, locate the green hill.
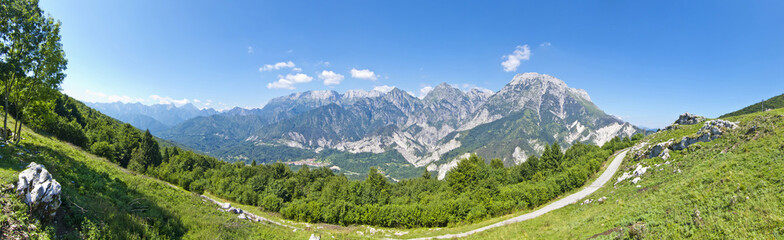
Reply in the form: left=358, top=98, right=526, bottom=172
left=721, top=92, right=784, bottom=118
left=463, top=108, right=784, bottom=239
left=0, top=117, right=310, bottom=239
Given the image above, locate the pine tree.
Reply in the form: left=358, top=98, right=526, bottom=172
left=421, top=168, right=431, bottom=179
left=127, top=130, right=162, bottom=173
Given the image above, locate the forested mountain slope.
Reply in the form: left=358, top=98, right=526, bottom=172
left=720, top=92, right=784, bottom=118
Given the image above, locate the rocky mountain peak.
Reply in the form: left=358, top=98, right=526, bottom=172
left=343, top=89, right=383, bottom=99
left=424, top=83, right=465, bottom=102
left=509, top=72, right=567, bottom=88
left=467, top=88, right=494, bottom=100
left=435, top=82, right=451, bottom=89
left=383, top=87, right=415, bottom=100
left=181, top=103, right=199, bottom=111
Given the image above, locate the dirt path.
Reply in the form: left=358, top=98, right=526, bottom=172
left=198, top=194, right=302, bottom=230
left=400, top=150, right=629, bottom=240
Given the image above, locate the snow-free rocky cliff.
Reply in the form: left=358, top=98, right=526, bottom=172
left=162, top=73, right=639, bottom=179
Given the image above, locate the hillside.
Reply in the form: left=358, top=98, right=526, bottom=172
left=459, top=109, right=784, bottom=239
left=0, top=117, right=310, bottom=239
left=720, top=92, right=784, bottom=118
left=162, top=73, right=640, bottom=179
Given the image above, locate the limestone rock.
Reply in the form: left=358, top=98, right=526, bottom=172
left=661, top=149, right=671, bottom=160
left=616, top=172, right=632, bottom=185
left=632, top=177, right=642, bottom=184
left=671, top=119, right=737, bottom=151
left=228, top=207, right=243, bottom=214
left=647, top=139, right=673, bottom=159
left=674, top=112, right=705, bottom=125
left=16, top=162, right=61, bottom=219
left=633, top=165, right=649, bottom=176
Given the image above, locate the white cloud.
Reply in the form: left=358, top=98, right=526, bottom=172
left=373, top=85, right=395, bottom=93
left=84, top=89, right=107, bottom=98
left=419, top=86, right=433, bottom=98
left=247, top=46, right=254, bottom=53
left=149, top=95, right=194, bottom=106
left=292, top=67, right=303, bottom=72
left=501, top=45, right=531, bottom=72
left=259, top=61, right=296, bottom=72
left=81, top=89, right=144, bottom=103
left=540, top=42, right=551, bottom=47
left=319, top=70, right=344, bottom=85
left=350, top=68, right=378, bottom=80
left=267, top=73, right=313, bottom=89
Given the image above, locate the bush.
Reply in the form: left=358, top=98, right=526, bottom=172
left=90, top=141, right=115, bottom=160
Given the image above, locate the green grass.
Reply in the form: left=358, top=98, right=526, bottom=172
left=461, top=108, right=784, bottom=239
left=0, top=117, right=314, bottom=239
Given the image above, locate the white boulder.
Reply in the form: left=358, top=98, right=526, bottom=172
left=616, top=172, right=632, bottom=185
left=631, top=177, right=642, bottom=184
left=633, top=165, right=648, bottom=176
left=16, top=162, right=61, bottom=219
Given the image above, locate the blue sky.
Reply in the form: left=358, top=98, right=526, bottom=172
left=40, top=1, right=783, bottom=128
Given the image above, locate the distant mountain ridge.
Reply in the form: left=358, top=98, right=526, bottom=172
left=85, top=102, right=218, bottom=133
left=161, top=72, right=640, bottom=179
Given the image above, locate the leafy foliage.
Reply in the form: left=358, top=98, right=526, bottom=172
left=148, top=139, right=632, bottom=228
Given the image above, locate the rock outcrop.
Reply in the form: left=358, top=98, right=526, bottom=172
left=638, top=117, right=737, bottom=160
left=648, top=139, right=673, bottom=159
left=671, top=120, right=737, bottom=150
left=16, top=162, right=61, bottom=219
left=674, top=112, right=705, bottom=125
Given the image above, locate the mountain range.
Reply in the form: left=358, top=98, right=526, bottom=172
left=85, top=102, right=218, bottom=134
left=148, top=72, right=640, bottom=179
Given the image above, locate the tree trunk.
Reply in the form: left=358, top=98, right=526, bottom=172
left=13, top=112, right=22, bottom=144
left=3, top=73, right=14, bottom=142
